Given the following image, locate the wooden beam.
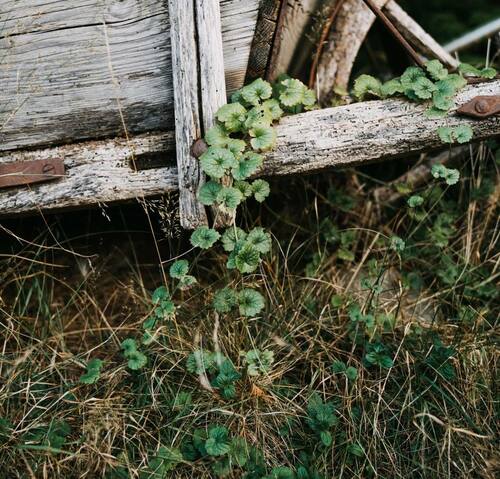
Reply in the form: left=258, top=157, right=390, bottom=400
left=168, top=0, right=208, bottom=229
left=1, top=80, right=498, bottom=216
left=196, top=0, right=233, bottom=227
left=0, top=0, right=259, bottom=153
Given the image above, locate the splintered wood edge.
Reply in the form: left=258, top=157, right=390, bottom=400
left=1, top=80, right=498, bottom=217
left=168, top=0, right=208, bottom=229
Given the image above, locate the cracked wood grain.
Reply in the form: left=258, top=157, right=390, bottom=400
left=0, top=0, right=259, bottom=153
left=1, top=80, right=498, bottom=216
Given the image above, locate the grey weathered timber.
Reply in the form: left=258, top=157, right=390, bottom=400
left=1, top=80, right=498, bottom=216
left=0, top=133, right=177, bottom=215
left=316, top=0, right=390, bottom=103
left=0, top=0, right=259, bottom=153
left=383, top=0, right=458, bottom=69
left=168, top=0, right=208, bottom=229
left=246, top=0, right=282, bottom=80
left=196, top=0, right=233, bottom=227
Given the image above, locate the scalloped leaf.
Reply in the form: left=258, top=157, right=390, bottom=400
left=412, top=77, right=437, bottom=100
left=216, top=186, right=244, bottom=210
left=279, top=78, right=306, bottom=106
left=251, top=179, right=270, bottom=202
left=238, top=288, right=265, bottom=317
left=407, top=195, right=424, bottom=208
left=235, top=243, right=260, bottom=273
left=216, top=103, right=247, bottom=132
left=446, top=73, right=467, bottom=90
left=425, top=106, right=449, bottom=118
left=381, top=78, right=404, bottom=97
left=353, top=74, right=382, bottom=100
left=232, top=152, right=264, bottom=180
left=262, top=99, right=284, bottom=120
left=179, top=274, right=197, bottom=291
left=169, top=259, right=189, bottom=279
left=249, top=125, right=276, bottom=151
left=437, top=126, right=454, bottom=144
left=213, top=287, right=238, bottom=313
left=205, top=124, right=230, bottom=147
left=199, top=147, right=237, bottom=179
left=244, top=105, right=273, bottom=129
left=241, top=78, right=273, bottom=106
left=190, top=226, right=221, bottom=249
left=79, top=358, right=103, bottom=384
left=221, top=227, right=247, bottom=252
left=198, top=180, right=222, bottom=206
left=400, top=66, right=425, bottom=88
left=127, top=350, right=148, bottom=370
left=234, top=180, right=253, bottom=198
left=432, top=92, right=455, bottom=111
left=454, top=125, right=473, bottom=144
left=246, top=227, right=272, bottom=254
left=425, top=59, right=448, bottom=81
left=226, top=138, right=246, bottom=157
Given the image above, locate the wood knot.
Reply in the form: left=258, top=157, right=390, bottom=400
left=191, top=139, right=208, bottom=159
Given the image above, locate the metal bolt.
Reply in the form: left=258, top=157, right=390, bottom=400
left=475, top=99, right=490, bottom=114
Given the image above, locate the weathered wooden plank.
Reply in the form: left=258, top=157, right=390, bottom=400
left=316, top=0, right=390, bottom=104
left=0, top=0, right=259, bottom=153
left=0, top=133, right=177, bottom=215
left=1, top=80, right=498, bottom=216
left=196, top=0, right=233, bottom=227
left=168, top=0, right=208, bottom=229
left=265, top=80, right=500, bottom=175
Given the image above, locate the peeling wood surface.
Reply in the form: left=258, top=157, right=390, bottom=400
left=169, top=0, right=208, bottom=229
left=0, top=133, right=177, bottom=215
left=0, top=0, right=259, bottom=153
left=1, top=80, right=498, bottom=217
left=266, top=80, right=500, bottom=175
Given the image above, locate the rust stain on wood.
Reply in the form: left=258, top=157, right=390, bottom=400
left=0, top=159, right=65, bottom=189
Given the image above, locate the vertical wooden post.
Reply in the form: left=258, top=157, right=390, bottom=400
left=168, top=0, right=208, bottom=229
left=195, top=0, right=233, bottom=227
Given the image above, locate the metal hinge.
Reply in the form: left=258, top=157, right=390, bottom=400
left=0, top=159, right=65, bottom=189
left=457, top=95, right=500, bottom=119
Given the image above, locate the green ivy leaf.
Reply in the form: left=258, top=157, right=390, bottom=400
left=381, top=78, right=404, bottom=97
left=199, top=147, right=237, bottom=179
left=233, top=180, right=253, bottom=198
left=205, top=426, right=231, bottom=457
left=302, top=88, right=317, bottom=108
left=400, top=66, right=425, bottom=89
left=205, top=124, right=231, bottom=147
left=221, top=227, right=247, bottom=252
left=121, top=338, right=138, bottom=355
left=246, top=227, right=272, bottom=254
left=238, top=288, right=265, bottom=317
left=178, top=275, right=197, bottom=291
left=152, top=286, right=170, bottom=305
left=232, top=152, right=264, bottom=180
left=262, top=98, right=284, bottom=120
left=432, top=92, right=455, bottom=111
left=245, top=105, right=274, bottom=129
left=213, top=287, right=239, bottom=313
left=249, top=125, right=276, bottom=151
left=235, top=243, right=261, bottom=273
left=79, top=358, right=103, bottom=384
left=459, top=63, right=497, bottom=79
left=198, top=181, right=223, bottom=206
left=186, top=350, right=217, bottom=375
left=126, top=349, right=147, bottom=370
left=226, top=138, right=247, bottom=157
left=390, top=236, right=406, bottom=253
left=454, top=124, right=474, bottom=144
left=437, top=126, right=454, bottom=144
left=269, top=466, right=296, bottom=479
left=279, top=78, right=307, bottom=106
left=425, top=59, right=448, bottom=81
left=353, top=74, right=382, bottom=100
left=216, top=186, right=244, bottom=210
left=446, top=73, right=467, bottom=90
left=251, top=179, right=270, bottom=202
left=412, top=76, right=436, bottom=100
left=216, top=103, right=247, bottom=132
left=241, top=78, right=273, bottom=106
left=190, top=226, right=221, bottom=249
left=169, top=260, right=189, bottom=279
left=407, top=195, right=424, bottom=208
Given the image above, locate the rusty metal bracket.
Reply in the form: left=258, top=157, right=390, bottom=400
left=457, top=95, right=500, bottom=119
left=0, top=159, right=65, bottom=189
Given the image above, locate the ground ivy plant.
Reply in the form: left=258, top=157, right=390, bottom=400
left=354, top=60, right=497, bottom=146
left=188, top=76, right=318, bottom=318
